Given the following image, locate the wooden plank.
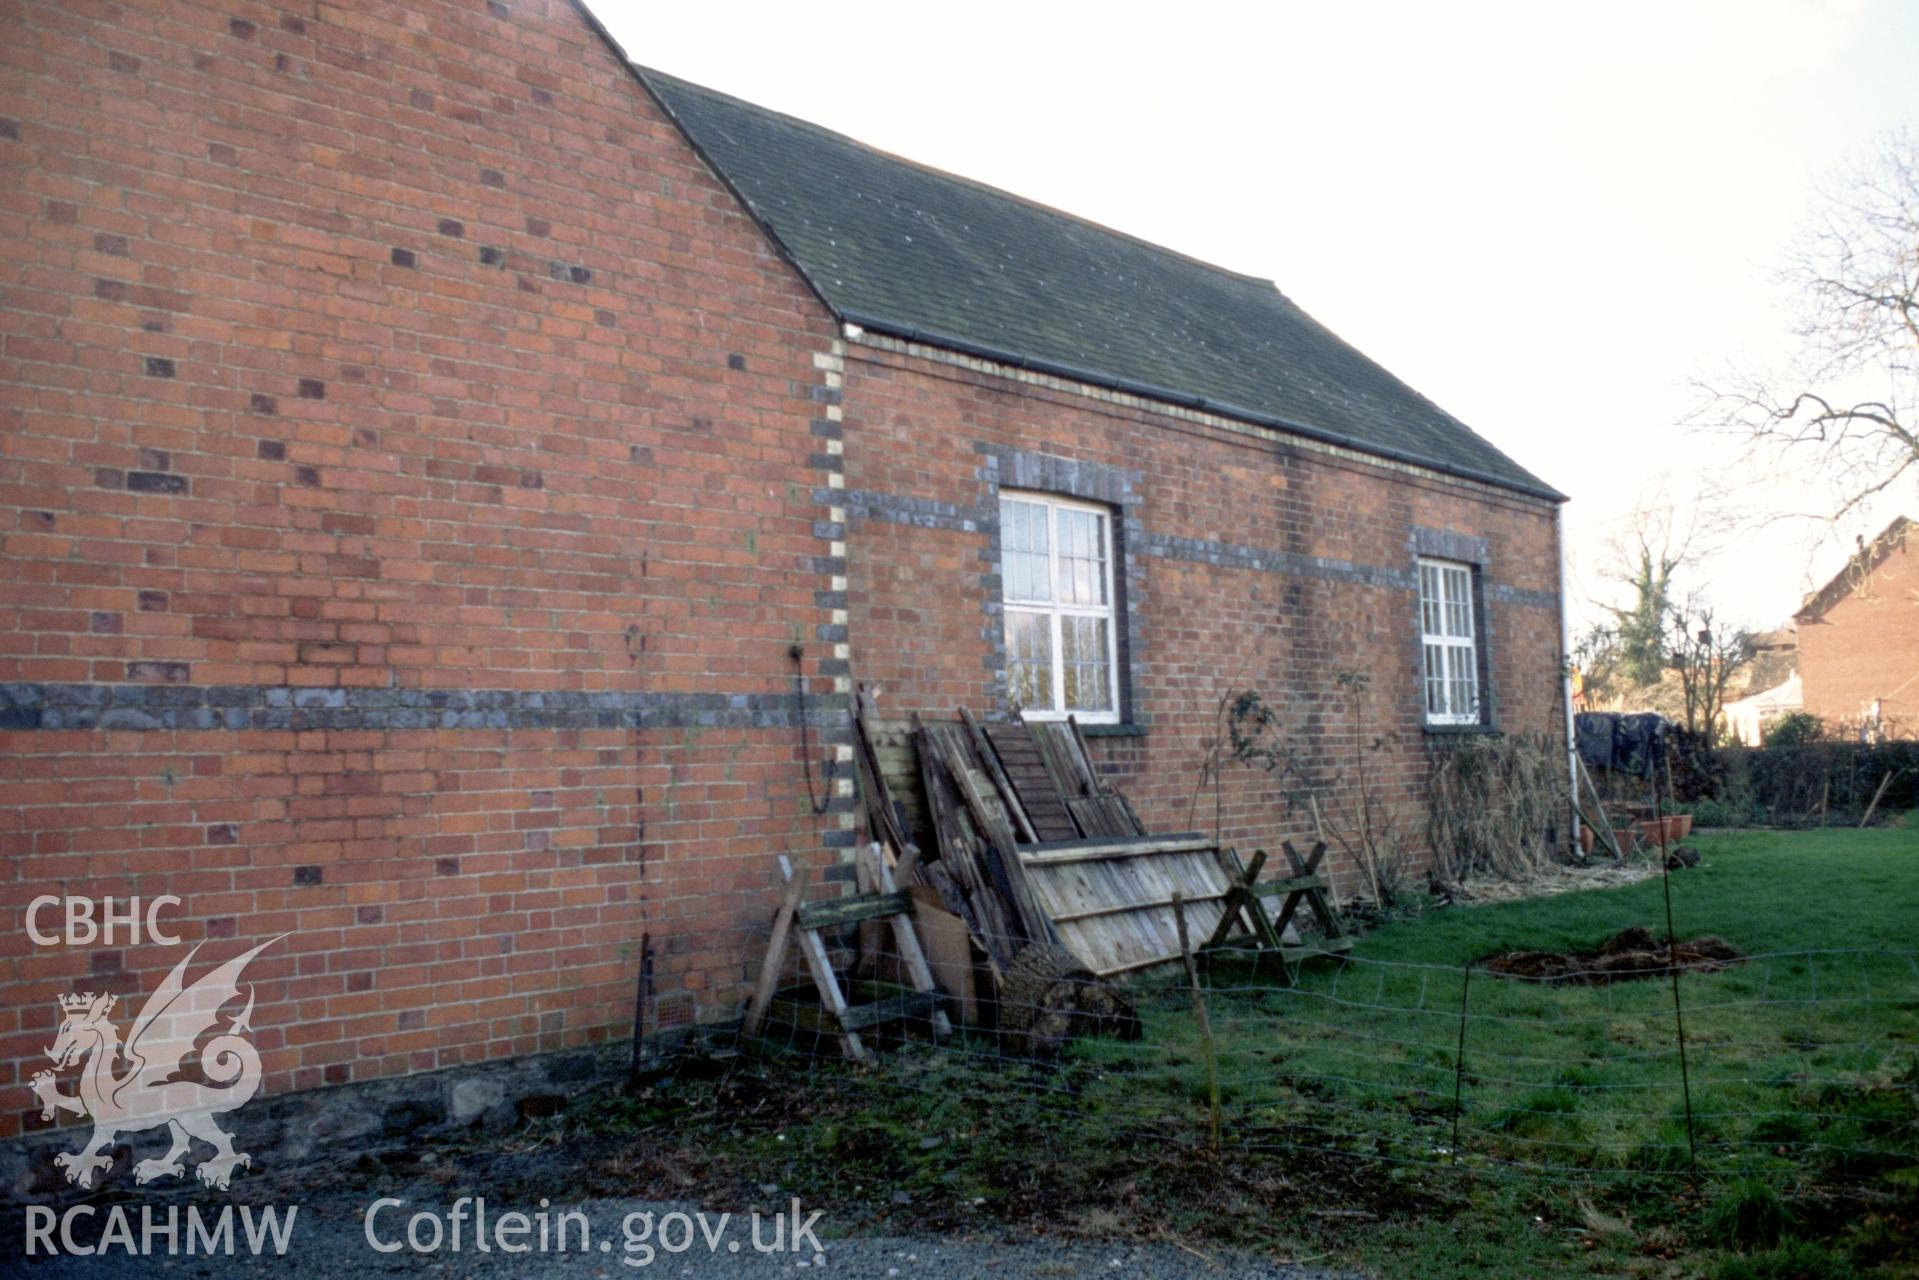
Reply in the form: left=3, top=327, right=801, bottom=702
left=985, top=722, right=1081, bottom=842
left=868, top=716, right=935, bottom=856
left=1044, top=720, right=1100, bottom=796
left=1089, top=949, right=1199, bottom=978
left=742, top=860, right=811, bottom=1038
left=1020, top=833, right=1214, bottom=863
left=1248, top=874, right=1328, bottom=896
left=1068, top=794, right=1142, bottom=838
left=961, top=707, right=1039, bottom=844
left=1024, top=832, right=1213, bottom=854
left=778, top=855, right=867, bottom=1062
left=1021, top=844, right=1216, bottom=868
left=1069, top=715, right=1146, bottom=836
left=915, top=715, right=1021, bottom=968
left=1051, top=889, right=1228, bottom=925
left=853, top=697, right=927, bottom=883
left=836, top=990, right=945, bottom=1033
left=866, top=842, right=952, bottom=1039
left=796, top=891, right=913, bottom=931
left=941, top=735, right=1060, bottom=947
left=1065, top=796, right=1110, bottom=838
left=1575, top=754, right=1624, bottom=862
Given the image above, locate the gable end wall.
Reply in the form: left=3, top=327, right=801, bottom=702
left=0, top=0, right=850, bottom=1137
left=1797, top=533, right=1919, bottom=730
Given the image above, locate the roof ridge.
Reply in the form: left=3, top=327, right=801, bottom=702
left=1795, top=515, right=1915, bottom=622
left=633, top=65, right=1283, bottom=292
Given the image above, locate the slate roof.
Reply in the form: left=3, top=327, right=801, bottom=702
left=633, top=66, right=1560, bottom=501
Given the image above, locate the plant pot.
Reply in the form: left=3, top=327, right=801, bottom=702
left=1579, top=825, right=1596, bottom=856
left=1667, top=814, right=1694, bottom=840
left=1638, top=818, right=1667, bottom=848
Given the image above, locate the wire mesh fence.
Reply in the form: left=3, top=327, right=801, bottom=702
left=747, top=935, right=1919, bottom=1191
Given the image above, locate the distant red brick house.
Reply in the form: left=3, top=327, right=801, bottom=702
left=0, top=0, right=1565, bottom=1129
left=1794, top=517, right=1919, bottom=736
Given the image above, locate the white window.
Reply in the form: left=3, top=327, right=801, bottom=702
left=999, top=492, right=1119, bottom=722
left=1419, top=558, right=1480, bottom=725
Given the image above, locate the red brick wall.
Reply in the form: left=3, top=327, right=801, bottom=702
left=0, top=0, right=846, bottom=1135
left=0, top=0, right=1570, bottom=1140
left=839, top=342, right=1566, bottom=895
left=1798, top=530, right=1919, bottom=732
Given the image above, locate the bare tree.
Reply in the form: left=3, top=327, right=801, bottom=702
left=1704, top=130, right=1919, bottom=524
left=1666, top=596, right=1750, bottom=743
left=1587, top=497, right=1730, bottom=697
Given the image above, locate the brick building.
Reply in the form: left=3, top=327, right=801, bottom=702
left=0, top=0, right=1564, bottom=1134
left=1794, top=517, right=1919, bottom=736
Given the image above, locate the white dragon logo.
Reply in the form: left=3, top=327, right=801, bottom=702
left=31, top=937, right=280, bottom=1190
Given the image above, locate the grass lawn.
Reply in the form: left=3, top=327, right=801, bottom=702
left=573, top=827, right=1919, bottom=1279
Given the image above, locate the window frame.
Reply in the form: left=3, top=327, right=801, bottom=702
left=999, top=490, right=1122, bottom=724
left=1418, top=556, right=1482, bottom=727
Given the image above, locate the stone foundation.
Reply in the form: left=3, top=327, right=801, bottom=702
left=2, top=1041, right=633, bottom=1204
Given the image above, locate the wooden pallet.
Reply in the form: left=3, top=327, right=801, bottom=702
left=1204, top=841, right=1353, bottom=979
left=742, top=845, right=952, bottom=1061
left=977, top=717, right=1080, bottom=842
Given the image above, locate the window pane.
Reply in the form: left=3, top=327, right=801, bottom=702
left=1444, top=567, right=1473, bottom=638
left=1447, top=644, right=1477, bottom=720
left=1420, top=564, right=1441, bottom=635
left=1006, top=609, right=1054, bottom=710
left=1004, top=499, right=1044, bottom=553
left=1001, top=499, right=1051, bottom=603
left=1061, top=614, right=1113, bottom=712
left=1057, top=507, right=1107, bottom=606
left=1424, top=643, right=1445, bottom=715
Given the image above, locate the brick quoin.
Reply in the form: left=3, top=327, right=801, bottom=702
left=0, top=0, right=1568, bottom=1136
left=0, top=0, right=847, bottom=1136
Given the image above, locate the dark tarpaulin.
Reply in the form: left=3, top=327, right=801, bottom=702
left=1574, top=711, right=1670, bottom=778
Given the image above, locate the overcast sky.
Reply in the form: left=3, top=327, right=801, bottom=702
left=593, top=0, right=1919, bottom=639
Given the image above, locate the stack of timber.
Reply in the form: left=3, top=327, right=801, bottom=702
left=910, top=713, right=1060, bottom=968
left=851, top=696, right=1139, bottom=1054
left=850, top=697, right=1348, bottom=1047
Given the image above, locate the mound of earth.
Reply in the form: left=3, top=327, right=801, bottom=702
left=1482, top=925, right=1743, bottom=985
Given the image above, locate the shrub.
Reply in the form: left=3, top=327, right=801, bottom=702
left=1687, top=797, right=1736, bottom=828
left=1426, top=733, right=1568, bottom=881
left=1714, top=739, right=1919, bottom=826
left=1764, top=712, right=1822, bottom=748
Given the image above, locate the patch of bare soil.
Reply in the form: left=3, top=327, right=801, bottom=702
left=1482, top=925, right=1744, bottom=985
